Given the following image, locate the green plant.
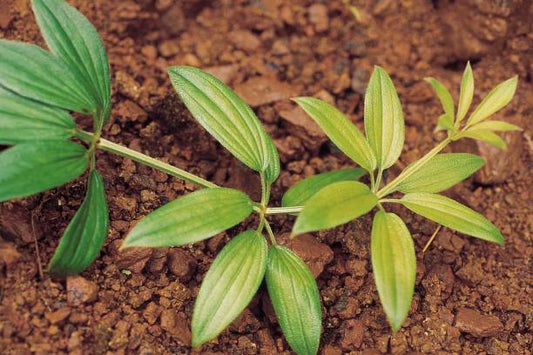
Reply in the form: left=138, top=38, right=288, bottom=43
left=0, top=1, right=519, bottom=354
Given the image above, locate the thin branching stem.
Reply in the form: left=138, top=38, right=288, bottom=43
left=265, top=206, right=303, bottom=215
left=264, top=220, right=278, bottom=245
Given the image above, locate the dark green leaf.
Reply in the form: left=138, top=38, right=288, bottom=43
left=48, top=170, right=108, bottom=275
left=396, top=153, right=484, bottom=193
left=0, top=141, right=87, bottom=202
left=293, top=97, right=376, bottom=172
left=192, top=230, right=267, bottom=347
left=168, top=66, right=278, bottom=175
left=122, top=188, right=253, bottom=248
left=266, top=246, right=321, bottom=355
left=32, top=0, right=112, bottom=127
left=364, top=66, right=404, bottom=169
left=282, top=168, right=366, bottom=207
left=0, top=40, right=96, bottom=114
left=400, top=193, right=504, bottom=245
left=293, top=181, right=377, bottom=235
left=0, top=86, right=75, bottom=144
left=371, top=211, right=416, bottom=332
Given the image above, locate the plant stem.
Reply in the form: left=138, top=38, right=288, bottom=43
left=264, top=220, right=278, bottom=245
left=379, top=198, right=401, bottom=204
left=75, top=129, right=218, bottom=189
left=373, top=167, right=383, bottom=193
left=265, top=206, right=303, bottom=215
left=376, top=138, right=451, bottom=198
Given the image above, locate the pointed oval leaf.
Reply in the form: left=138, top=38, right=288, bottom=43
left=0, top=86, right=75, bottom=144
left=396, top=153, right=484, bottom=193
left=265, top=138, right=280, bottom=183
left=456, top=62, right=474, bottom=124
left=0, top=40, right=96, bottom=114
left=364, top=66, right=405, bottom=169
left=467, top=76, right=518, bottom=125
left=192, top=231, right=267, bottom=347
left=400, top=193, right=504, bottom=245
left=282, top=168, right=366, bottom=207
left=48, top=170, right=108, bottom=275
left=371, top=211, right=416, bottom=332
left=122, top=188, right=253, bottom=248
left=436, top=113, right=454, bottom=131
left=293, top=97, right=376, bottom=172
left=32, top=0, right=112, bottom=126
left=469, top=120, right=521, bottom=132
left=425, top=77, right=454, bottom=123
left=266, top=246, right=322, bottom=355
left=168, top=66, right=278, bottom=175
left=0, top=141, right=87, bottom=202
left=293, top=181, right=377, bottom=235
left=460, top=130, right=507, bottom=150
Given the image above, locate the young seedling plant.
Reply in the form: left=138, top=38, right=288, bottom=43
left=0, top=0, right=519, bottom=354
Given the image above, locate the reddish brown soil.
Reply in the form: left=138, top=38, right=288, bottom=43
left=1, top=0, right=532, bottom=354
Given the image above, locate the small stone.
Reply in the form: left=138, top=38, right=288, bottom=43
left=205, top=65, right=240, bottom=84
left=158, top=40, right=180, bottom=58
left=279, top=105, right=327, bottom=151
left=67, top=276, right=98, bottom=306
left=68, top=331, right=82, bottom=351
left=230, top=30, right=261, bottom=53
left=69, top=312, right=88, bottom=324
left=455, top=308, right=503, bottom=337
left=308, top=4, right=329, bottom=32
left=116, top=247, right=153, bottom=274
left=0, top=241, right=21, bottom=268
left=109, top=320, right=130, bottom=350
left=115, top=100, right=148, bottom=123
left=234, top=76, right=296, bottom=107
left=160, top=4, right=186, bottom=35
left=143, top=302, right=161, bottom=325
left=0, top=204, right=41, bottom=244
left=160, top=310, right=191, bottom=344
left=45, top=307, right=71, bottom=325
left=111, top=196, right=138, bottom=216
left=0, top=7, right=13, bottom=29
left=341, top=319, right=364, bottom=350
left=116, top=71, right=141, bottom=101
left=141, top=45, right=158, bottom=60
left=280, top=233, right=334, bottom=277
left=167, top=249, right=197, bottom=281
left=230, top=309, right=261, bottom=334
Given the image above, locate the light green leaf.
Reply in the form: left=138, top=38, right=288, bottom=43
left=456, top=62, right=474, bottom=124
left=364, top=66, right=405, bottom=169
left=436, top=114, right=454, bottom=131
left=0, top=141, right=88, bottom=202
left=168, top=66, right=278, bottom=175
left=265, top=138, right=280, bottom=183
left=400, top=193, right=504, bottom=245
left=460, top=130, right=507, bottom=150
left=48, top=170, right=108, bottom=275
left=396, top=153, right=484, bottom=193
left=266, top=246, right=321, bottom=355
left=122, top=188, right=253, bottom=248
left=0, top=86, right=75, bottom=144
left=0, top=40, right=96, bottom=114
left=467, top=76, right=518, bottom=126
left=425, top=77, right=454, bottom=125
left=468, top=120, right=521, bottom=132
left=293, top=97, right=376, bottom=172
left=371, top=211, right=416, bottom=332
left=282, top=168, right=366, bottom=207
left=293, top=181, right=377, bottom=235
left=192, top=230, right=267, bottom=347
left=32, top=0, right=112, bottom=127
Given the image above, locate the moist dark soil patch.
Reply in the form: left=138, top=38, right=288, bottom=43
left=1, top=0, right=532, bottom=354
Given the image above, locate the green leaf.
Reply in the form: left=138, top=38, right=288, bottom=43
left=282, top=168, right=366, bottom=207
left=467, top=76, right=518, bottom=126
left=459, top=130, right=507, bottom=150
left=456, top=62, right=474, bottom=124
left=292, top=181, right=377, bottom=235
left=425, top=77, right=454, bottom=125
left=266, top=246, right=321, bottom=355
left=293, top=97, right=376, bottom=172
left=0, top=141, right=87, bottom=202
left=48, top=170, right=108, bottom=275
left=32, top=0, right=112, bottom=127
left=436, top=114, right=453, bottom=131
left=264, top=138, right=280, bottom=183
left=371, top=211, right=416, bottom=332
left=364, top=66, right=405, bottom=169
left=122, top=188, right=253, bottom=248
left=192, top=230, right=267, bottom=347
left=469, top=120, right=521, bottom=132
left=168, top=66, right=278, bottom=175
left=400, top=193, right=504, bottom=245
left=396, top=153, right=484, bottom=193
left=0, top=86, right=75, bottom=144
left=0, top=40, right=96, bottom=114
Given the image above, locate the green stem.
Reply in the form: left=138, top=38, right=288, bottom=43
left=76, top=129, right=218, bottom=189
left=377, top=138, right=451, bottom=198
left=264, top=220, right=278, bottom=245
left=379, top=198, right=401, bottom=204
left=373, top=167, right=383, bottom=193
left=265, top=206, right=303, bottom=215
